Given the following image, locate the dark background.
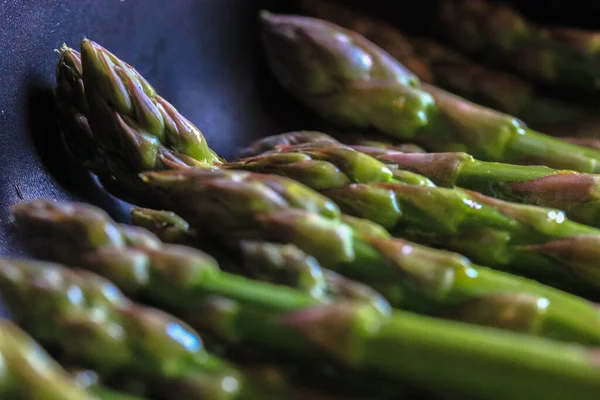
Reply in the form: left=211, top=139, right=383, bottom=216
left=1, top=0, right=599, bottom=257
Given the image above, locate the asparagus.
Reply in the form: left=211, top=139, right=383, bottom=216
left=297, top=0, right=594, bottom=126
left=131, top=207, right=396, bottom=310
left=227, top=135, right=600, bottom=288
left=437, top=0, right=600, bottom=91
left=0, top=258, right=319, bottom=400
left=56, top=40, right=600, bottom=306
left=16, top=197, right=600, bottom=346
left=0, top=318, right=101, bottom=399
left=259, top=11, right=600, bottom=173
left=235, top=131, right=600, bottom=228
left=12, top=204, right=600, bottom=400
left=235, top=130, right=425, bottom=158
left=55, top=39, right=600, bottom=320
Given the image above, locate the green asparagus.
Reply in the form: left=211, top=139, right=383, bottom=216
left=16, top=197, right=600, bottom=346
left=0, top=258, right=317, bottom=400
left=259, top=11, right=600, bottom=172
left=0, top=318, right=100, bottom=399
left=227, top=135, right=600, bottom=291
left=55, top=39, right=600, bottom=305
left=297, top=0, right=596, bottom=127
left=13, top=203, right=600, bottom=399
left=235, top=130, right=600, bottom=228
left=437, top=0, right=600, bottom=91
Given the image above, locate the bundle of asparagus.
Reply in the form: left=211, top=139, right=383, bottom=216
left=10, top=199, right=600, bottom=400
left=55, top=39, right=600, bottom=299
left=7, top=10, right=600, bottom=397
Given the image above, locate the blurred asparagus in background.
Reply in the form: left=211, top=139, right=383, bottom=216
left=296, top=0, right=595, bottom=127
left=0, top=319, right=101, bottom=400
left=259, top=11, right=600, bottom=172
left=436, top=0, right=600, bottom=92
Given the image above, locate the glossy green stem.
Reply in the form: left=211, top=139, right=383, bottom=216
left=193, top=298, right=600, bottom=400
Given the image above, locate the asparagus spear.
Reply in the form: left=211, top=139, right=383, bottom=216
left=12, top=204, right=600, bottom=400
left=0, top=258, right=317, bottom=400
left=0, top=318, right=101, bottom=399
left=437, top=0, right=600, bottom=91
left=235, top=131, right=600, bottom=228
left=259, top=11, right=600, bottom=172
left=296, top=0, right=595, bottom=126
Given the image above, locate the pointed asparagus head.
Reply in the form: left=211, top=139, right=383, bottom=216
left=11, top=200, right=162, bottom=263
left=240, top=241, right=328, bottom=298
left=259, top=12, right=434, bottom=138
left=139, top=168, right=341, bottom=220
left=55, top=45, right=108, bottom=175
left=130, top=207, right=197, bottom=245
left=256, top=209, right=354, bottom=266
left=56, top=45, right=87, bottom=115
left=438, top=293, right=547, bottom=334
left=236, top=131, right=340, bottom=158
left=80, top=39, right=221, bottom=171
left=278, top=302, right=387, bottom=366
left=11, top=200, right=126, bottom=254
left=259, top=10, right=418, bottom=97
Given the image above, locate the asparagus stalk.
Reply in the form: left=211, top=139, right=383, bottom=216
left=0, top=258, right=320, bottom=400
left=437, top=0, right=600, bottom=91
left=259, top=11, right=600, bottom=173
left=296, top=0, right=595, bottom=126
left=236, top=131, right=600, bottom=228
left=0, top=318, right=101, bottom=399
left=12, top=204, right=600, bottom=400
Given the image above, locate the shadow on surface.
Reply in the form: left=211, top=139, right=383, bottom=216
left=24, top=83, right=132, bottom=223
